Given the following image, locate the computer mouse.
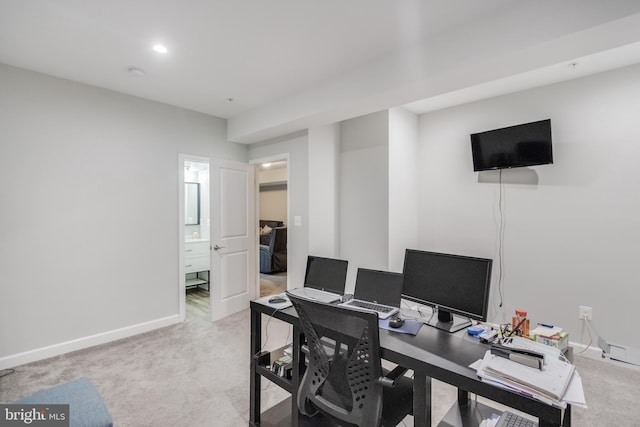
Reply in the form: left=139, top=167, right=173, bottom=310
left=268, top=296, right=287, bottom=304
left=389, top=316, right=404, bottom=328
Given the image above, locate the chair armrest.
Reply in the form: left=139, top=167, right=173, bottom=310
left=378, top=366, right=410, bottom=388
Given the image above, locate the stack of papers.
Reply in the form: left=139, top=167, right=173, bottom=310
left=474, top=350, right=587, bottom=408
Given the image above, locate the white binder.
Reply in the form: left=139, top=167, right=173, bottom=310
left=480, top=350, right=575, bottom=402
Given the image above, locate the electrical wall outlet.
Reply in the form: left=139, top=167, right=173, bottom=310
left=579, top=305, right=593, bottom=321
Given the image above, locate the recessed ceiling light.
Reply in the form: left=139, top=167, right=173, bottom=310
left=262, top=163, right=272, bottom=168
left=153, top=44, right=168, bottom=54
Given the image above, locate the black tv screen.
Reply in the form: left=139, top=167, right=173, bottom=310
left=470, top=119, right=553, bottom=171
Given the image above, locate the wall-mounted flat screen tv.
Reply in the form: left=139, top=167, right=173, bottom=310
left=470, top=119, right=553, bottom=171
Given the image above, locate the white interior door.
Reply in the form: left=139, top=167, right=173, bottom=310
left=210, top=159, right=256, bottom=321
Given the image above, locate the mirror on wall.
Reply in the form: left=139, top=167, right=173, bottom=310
left=185, top=182, right=200, bottom=225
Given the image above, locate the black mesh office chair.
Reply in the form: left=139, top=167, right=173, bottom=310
left=287, top=292, right=413, bottom=426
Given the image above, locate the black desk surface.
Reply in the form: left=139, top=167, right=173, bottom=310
left=250, top=301, right=568, bottom=426
left=252, top=301, right=491, bottom=376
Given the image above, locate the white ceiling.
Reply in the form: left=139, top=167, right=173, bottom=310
left=2, top=0, right=640, bottom=144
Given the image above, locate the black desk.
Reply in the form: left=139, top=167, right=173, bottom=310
left=250, top=300, right=571, bottom=427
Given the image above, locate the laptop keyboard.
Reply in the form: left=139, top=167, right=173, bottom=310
left=347, top=300, right=394, bottom=313
left=497, top=411, right=538, bottom=427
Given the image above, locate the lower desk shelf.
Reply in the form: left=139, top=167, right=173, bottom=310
left=438, top=400, right=504, bottom=427
left=256, top=365, right=293, bottom=393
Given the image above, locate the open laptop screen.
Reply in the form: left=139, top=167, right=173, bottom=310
left=354, top=268, right=403, bottom=307
left=304, top=256, right=348, bottom=294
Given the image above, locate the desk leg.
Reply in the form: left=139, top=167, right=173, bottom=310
left=458, top=388, right=469, bottom=404
left=290, top=326, right=304, bottom=427
left=413, top=368, right=432, bottom=427
left=563, top=404, right=571, bottom=427
left=249, top=310, right=261, bottom=427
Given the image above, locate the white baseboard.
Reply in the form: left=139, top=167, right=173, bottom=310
left=0, top=315, right=181, bottom=371
left=569, top=340, right=603, bottom=359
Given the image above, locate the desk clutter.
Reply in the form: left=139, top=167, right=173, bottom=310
left=256, top=345, right=294, bottom=380
left=465, top=309, right=585, bottom=409
left=252, top=253, right=585, bottom=426
left=468, top=332, right=585, bottom=409
left=469, top=309, right=569, bottom=352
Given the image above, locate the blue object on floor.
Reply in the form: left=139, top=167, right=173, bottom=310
left=14, top=377, right=113, bottom=427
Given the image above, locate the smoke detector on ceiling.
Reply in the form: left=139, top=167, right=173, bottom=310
left=128, top=67, right=146, bottom=78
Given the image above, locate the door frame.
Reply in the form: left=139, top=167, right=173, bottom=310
left=178, top=153, right=211, bottom=322
left=250, top=153, right=290, bottom=296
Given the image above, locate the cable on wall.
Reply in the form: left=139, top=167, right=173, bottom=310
left=574, top=318, right=594, bottom=355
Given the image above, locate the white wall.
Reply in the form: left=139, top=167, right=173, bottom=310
left=259, top=189, right=287, bottom=224
left=416, top=63, right=640, bottom=348
left=339, top=111, right=389, bottom=291
left=259, top=165, right=288, bottom=224
left=0, top=64, right=246, bottom=365
left=388, top=107, right=419, bottom=273
left=308, top=124, right=340, bottom=257
left=258, top=167, right=287, bottom=184
left=248, top=134, right=308, bottom=289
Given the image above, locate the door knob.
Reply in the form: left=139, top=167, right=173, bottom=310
left=213, top=245, right=225, bottom=251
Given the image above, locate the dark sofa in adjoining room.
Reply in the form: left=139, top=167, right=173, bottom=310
left=259, top=220, right=287, bottom=273
left=259, top=220, right=283, bottom=245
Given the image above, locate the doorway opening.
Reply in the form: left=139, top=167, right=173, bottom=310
left=180, top=156, right=211, bottom=321
left=255, top=157, right=289, bottom=297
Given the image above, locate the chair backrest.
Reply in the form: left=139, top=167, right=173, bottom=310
left=304, top=256, right=348, bottom=294
left=287, top=292, right=385, bottom=426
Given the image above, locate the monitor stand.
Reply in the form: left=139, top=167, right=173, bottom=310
left=424, top=309, right=471, bottom=333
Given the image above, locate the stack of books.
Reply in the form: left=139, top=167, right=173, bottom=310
left=530, top=324, right=569, bottom=352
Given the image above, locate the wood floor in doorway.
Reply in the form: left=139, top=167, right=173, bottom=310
left=186, top=273, right=286, bottom=320
left=186, top=287, right=209, bottom=320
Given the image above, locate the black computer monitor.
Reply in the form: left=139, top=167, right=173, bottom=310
left=402, top=249, right=492, bottom=333
left=354, top=268, right=404, bottom=307
left=304, top=256, right=348, bottom=294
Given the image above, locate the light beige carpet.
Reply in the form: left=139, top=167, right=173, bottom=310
left=260, top=272, right=287, bottom=297
left=2, top=310, right=639, bottom=426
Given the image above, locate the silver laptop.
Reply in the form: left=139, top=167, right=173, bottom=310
left=338, top=269, right=403, bottom=320
left=289, top=256, right=349, bottom=303
left=340, top=298, right=398, bottom=319
left=287, top=286, right=342, bottom=303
